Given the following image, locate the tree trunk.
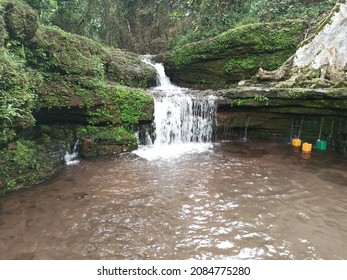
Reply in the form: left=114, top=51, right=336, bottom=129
left=257, top=0, right=347, bottom=88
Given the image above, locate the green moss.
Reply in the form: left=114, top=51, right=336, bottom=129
left=22, top=25, right=156, bottom=111
left=77, top=125, right=138, bottom=158
left=28, top=26, right=107, bottom=77
left=24, top=26, right=155, bottom=90
left=231, top=95, right=269, bottom=107
left=225, top=56, right=257, bottom=74
left=2, top=0, right=38, bottom=42
left=165, top=20, right=305, bottom=88
left=88, top=85, right=154, bottom=125
left=77, top=125, right=136, bottom=145
left=168, top=21, right=304, bottom=68
left=0, top=139, right=61, bottom=193
left=0, top=48, right=36, bottom=144
left=281, top=88, right=306, bottom=99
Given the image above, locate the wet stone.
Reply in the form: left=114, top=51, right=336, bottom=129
left=73, top=192, right=89, bottom=200
left=83, top=244, right=97, bottom=255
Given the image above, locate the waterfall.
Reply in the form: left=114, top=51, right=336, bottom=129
left=64, top=140, right=80, bottom=166
left=242, top=116, right=251, bottom=142
left=141, top=54, right=172, bottom=88
left=154, top=94, right=216, bottom=145
left=134, top=55, right=216, bottom=160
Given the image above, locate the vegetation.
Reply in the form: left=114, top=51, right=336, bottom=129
left=0, top=139, right=63, bottom=193
left=1, top=0, right=156, bottom=140
left=0, top=48, right=36, bottom=144
left=88, top=85, right=154, bottom=126
left=232, top=95, right=269, bottom=107
left=0, top=0, right=155, bottom=193
left=163, top=20, right=306, bottom=88
left=76, top=125, right=138, bottom=158
left=20, top=0, right=336, bottom=53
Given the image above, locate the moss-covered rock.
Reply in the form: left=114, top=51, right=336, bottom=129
left=25, top=25, right=156, bottom=104
left=0, top=48, right=36, bottom=145
left=0, top=0, right=156, bottom=193
left=0, top=0, right=156, bottom=120
left=0, top=139, right=65, bottom=194
left=77, top=126, right=137, bottom=158
left=88, top=85, right=154, bottom=125
left=163, top=20, right=306, bottom=89
left=213, top=86, right=347, bottom=116
left=2, top=0, right=38, bottom=42
left=106, top=49, right=157, bottom=88
left=1, top=0, right=156, bottom=125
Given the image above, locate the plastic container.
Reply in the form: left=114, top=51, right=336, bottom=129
left=315, top=139, right=327, bottom=151
left=292, top=139, right=302, bottom=147
left=302, top=142, right=312, bottom=153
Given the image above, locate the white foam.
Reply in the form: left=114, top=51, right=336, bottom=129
left=64, top=151, right=80, bottom=166
left=133, top=143, right=213, bottom=161
left=64, top=140, right=80, bottom=166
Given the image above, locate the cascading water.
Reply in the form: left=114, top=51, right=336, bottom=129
left=141, top=55, right=172, bottom=89
left=134, top=55, right=216, bottom=160
left=64, top=140, right=80, bottom=166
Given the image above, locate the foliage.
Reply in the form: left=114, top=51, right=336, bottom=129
left=168, top=0, right=336, bottom=50
left=20, top=0, right=171, bottom=52
left=0, top=48, right=36, bottom=144
left=248, top=0, right=336, bottom=22
left=20, top=0, right=57, bottom=24
left=18, top=0, right=336, bottom=53
left=253, top=94, right=269, bottom=104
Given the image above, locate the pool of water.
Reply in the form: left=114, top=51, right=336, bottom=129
left=1, top=141, right=347, bottom=260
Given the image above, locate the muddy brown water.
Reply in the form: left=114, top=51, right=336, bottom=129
left=1, top=141, right=347, bottom=260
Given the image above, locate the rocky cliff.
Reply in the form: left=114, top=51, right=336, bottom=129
left=0, top=0, right=156, bottom=193
left=162, top=20, right=306, bottom=89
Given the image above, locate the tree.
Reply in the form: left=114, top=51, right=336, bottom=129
left=22, top=0, right=336, bottom=53
left=257, top=0, right=347, bottom=87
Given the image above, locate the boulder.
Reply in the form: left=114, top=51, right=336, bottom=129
left=3, top=0, right=38, bottom=42
left=77, top=126, right=138, bottom=158
left=163, top=20, right=306, bottom=89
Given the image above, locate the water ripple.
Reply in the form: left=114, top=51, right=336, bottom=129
left=1, top=142, right=347, bottom=259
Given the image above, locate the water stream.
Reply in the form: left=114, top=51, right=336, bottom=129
left=134, top=55, right=216, bottom=160
left=64, top=140, right=80, bottom=166
left=1, top=58, right=347, bottom=260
